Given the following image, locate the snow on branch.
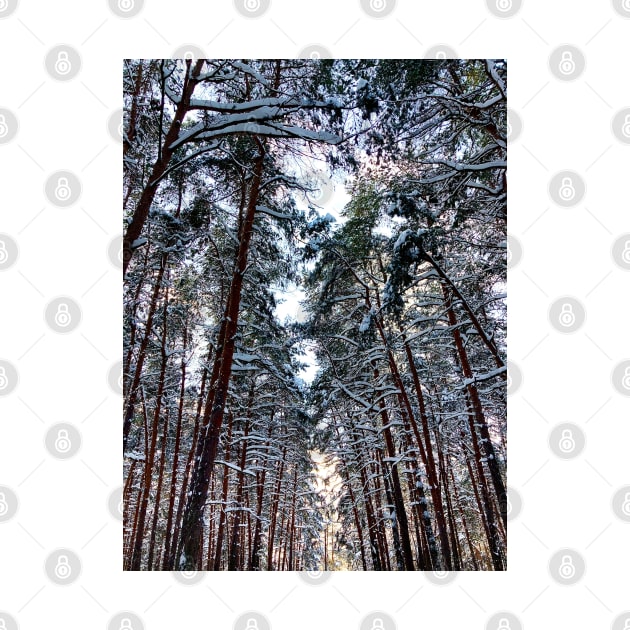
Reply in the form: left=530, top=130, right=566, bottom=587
left=256, top=205, right=295, bottom=220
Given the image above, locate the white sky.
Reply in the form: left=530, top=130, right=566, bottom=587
left=273, top=176, right=351, bottom=384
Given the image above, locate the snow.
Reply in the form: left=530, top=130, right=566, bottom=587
left=130, top=237, right=147, bottom=250
left=256, top=205, right=294, bottom=220
left=124, top=451, right=145, bottom=461
left=358, top=311, right=372, bottom=333
left=307, top=213, right=336, bottom=229
left=232, top=353, right=259, bottom=362
left=171, top=119, right=342, bottom=150
left=393, top=229, right=413, bottom=251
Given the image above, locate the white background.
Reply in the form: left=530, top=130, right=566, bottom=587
left=0, top=1, right=629, bottom=629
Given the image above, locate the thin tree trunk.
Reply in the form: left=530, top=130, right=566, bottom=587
left=129, top=290, right=170, bottom=570
left=123, top=59, right=204, bottom=273
left=442, top=283, right=507, bottom=528
left=162, top=326, right=188, bottom=570
left=123, top=253, right=167, bottom=449
left=228, top=417, right=250, bottom=571
left=212, top=411, right=234, bottom=571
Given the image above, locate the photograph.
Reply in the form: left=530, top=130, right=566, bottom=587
left=122, top=58, right=507, bottom=571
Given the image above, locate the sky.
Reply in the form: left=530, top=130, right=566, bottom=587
left=273, top=171, right=351, bottom=384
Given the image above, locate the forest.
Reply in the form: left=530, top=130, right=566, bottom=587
left=122, top=58, right=507, bottom=571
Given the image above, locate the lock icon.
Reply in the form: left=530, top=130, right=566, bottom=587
left=0, top=619, right=7, bottom=630
left=0, top=492, right=8, bottom=516
left=55, top=429, right=72, bottom=453
left=245, top=619, right=259, bottom=630
left=0, top=114, right=8, bottom=138
left=54, top=554, right=72, bottom=579
left=621, top=492, right=630, bottom=516
left=497, top=619, right=511, bottom=630
left=119, top=618, right=133, bottom=630
left=0, top=240, right=8, bottom=264
left=496, top=0, right=512, bottom=11
left=244, top=0, right=260, bottom=11
left=558, top=554, right=576, bottom=579
left=0, top=0, right=7, bottom=11
left=54, top=177, right=72, bottom=201
left=117, top=0, right=134, bottom=11
left=372, top=619, right=385, bottom=630
left=558, top=51, right=576, bottom=75
left=558, top=303, right=575, bottom=327
left=0, top=366, right=8, bottom=390
left=370, top=0, right=386, bottom=10
left=435, top=50, right=447, bottom=59
left=622, top=367, right=630, bottom=390
left=54, top=303, right=72, bottom=327
left=54, top=51, right=72, bottom=76
left=623, top=0, right=630, bottom=11
left=559, top=429, right=575, bottom=453
left=558, top=177, right=575, bottom=201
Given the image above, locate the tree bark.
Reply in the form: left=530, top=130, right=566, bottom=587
left=176, top=149, right=265, bottom=569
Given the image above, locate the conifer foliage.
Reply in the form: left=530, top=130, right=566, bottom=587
left=123, top=58, right=507, bottom=570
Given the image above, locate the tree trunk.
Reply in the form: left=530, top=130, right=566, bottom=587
left=177, top=149, right=265, bottom=569
left=442, top=282, right=507, bottom=528
left=123, top=59, right=204, bottom=274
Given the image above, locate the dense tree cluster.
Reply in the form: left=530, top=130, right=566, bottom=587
left=122, top=58, right=507, bottom=571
